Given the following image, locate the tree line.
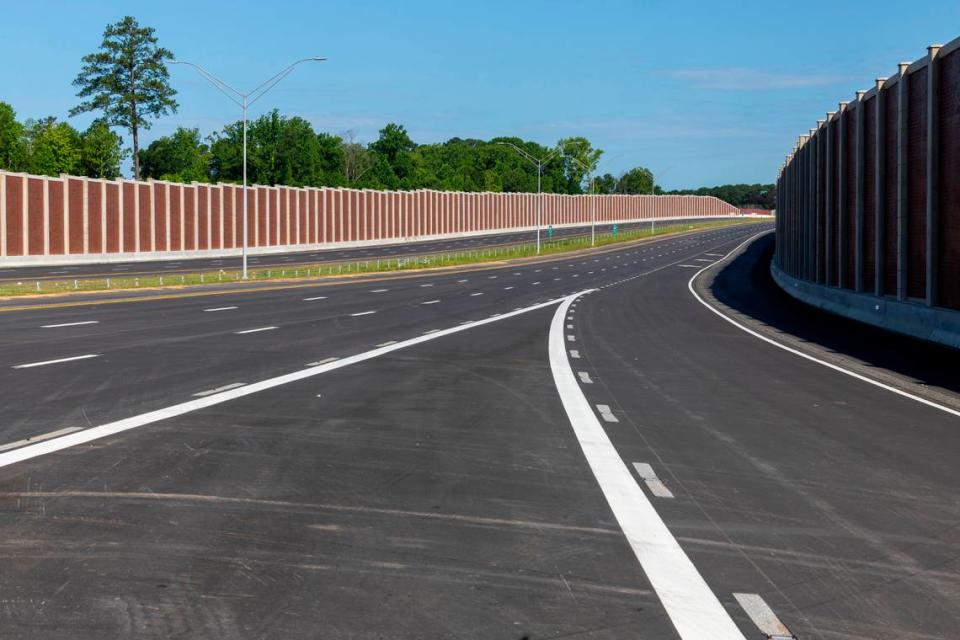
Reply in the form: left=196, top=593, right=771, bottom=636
left=0, top=15, right=774, bottom=206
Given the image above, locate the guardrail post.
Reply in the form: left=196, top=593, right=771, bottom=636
left=926, top=44, right=942, bottom=306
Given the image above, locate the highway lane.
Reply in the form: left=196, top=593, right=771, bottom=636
left=3, top=219, right=955, bottom=638
left=0, top=218, right=718, bottom=282
left=0, top=223, right=763, bottom=446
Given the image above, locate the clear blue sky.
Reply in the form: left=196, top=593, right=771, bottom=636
left=2, top=1, right=957, bottom=189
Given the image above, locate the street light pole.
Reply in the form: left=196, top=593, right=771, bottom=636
left=172, top=57, right=325, bottom=279
left=495, top=141, right=561, bottom=254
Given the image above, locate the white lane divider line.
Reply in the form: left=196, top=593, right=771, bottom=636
left=694, top=258, right=714, bottom=262
left=457, top=279, right=469, bottom=283
left=2, top=295, right=576, bottom=471
left=470, top=292, right=484, bottom=297
left=532, top=281, right=541, bottom=285
left=420, top=283, right=434, bottom=287
left=423, top=329, right=440, bottom=335
left=306, top=357, right=339, bottom=366
left=204, top=306, right=238, bottom=313
left=371, top=289, right=389, bottom=293
left=705, top=253, right=724, bottom=257
left=421, top=299, right=440, bottom=305
left=376, top=341, right=397, bottom=347
left=577, top=371, right=593, bottom=384
left=350, top=310, right=377, bottom=316
left=235, top=326, right=277, bottom=335
left=0, top=427, right=83, bottom=453
left=688, top=230, right=960, bottom=419
left=503, top=286, right=514, bottom=290
left=566, top=324, right=574, bottom=329
left=12, top=354, right=100, bottom=369
left=595, top=404, right=619, bottom=423
left=733, top=594, right=795, bottom=639
left=567, top=334, right=576, bottom=342
left=303, top=296, right=328, bottom=301
left=488, top=275, right=498, bottom=279
left=677, top=264, right=701, bottom=268
left=569, top=349, right=580, bottom=358
left=632, top=463, right=675, bottom=498
left=548, top=292, right=746, bottom=640
left=193, top=382, right=246, bottom=397
left=41, top=320, right=100, bottom=328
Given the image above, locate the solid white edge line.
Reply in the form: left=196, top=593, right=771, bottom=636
left=0, top=294, right=572, bottom=470
left=12, top=354, right=100, bottom=369
left=41, top=321, right=100, bottom=328
left=687, top=231, right=960, bottom=419
left=193, top=382, right=246, bottom=397
left=548, top=291, right=745, bottom=640
left=0, top=426, right=84, bottom=452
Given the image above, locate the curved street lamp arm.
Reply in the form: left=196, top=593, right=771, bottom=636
left=171, top=60, right=245, bottom=107
left=248, top=57, right=326, bottom=105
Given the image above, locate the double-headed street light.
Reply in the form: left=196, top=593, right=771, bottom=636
left=172, top=57, right=326, bottom=279
left=494, top=141, right=562, bottom=254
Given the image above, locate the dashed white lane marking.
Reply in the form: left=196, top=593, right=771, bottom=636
left=350, top=310, right=377, bottom=316
left=567, top=335, right=576, bottom=342
left=705, top=253, right=723, bottom=257
left=0, top=294, right=574, bottom=470
left=503, top=286, right=514, bottom=290
left=567, top=324, right=574, bottom=329
left=470, top=292, right=484, bottom=297
left=733, top=594, right=794, bottom=639
left=677, top=264, right=700, bottom=268
left=488, top=275, right=498, bottom=279
left=694, top=258, right=713, bottom=262
left=569, top=350, right=580, bottom=358
left=632, top=463, right=675, bottom=498
left=596, top=404, right=619, bottom=423
left=421, top=299, right=441, bottom=305
left=578, top=371, right=593, bottom=384
left=420, top=283, right=434, bottom=287
left=193, top=382, right=246, bottom=397
left=235, top=326, right=277, bottom=334
left=306, top=357, right=339, bottom=366
left=688, top=230, right=960, bottom=420
left=0, top=426, right=84, bottom=453
left=549, top=292, right=745, bottom=640
left=303, top=296, right=328, bottom=301
left=457, top=279, right=469, bottom=283
left=203, top=306, right=238, bottom=312
left=532, top=281, right=541, bottom=285
left=41, top=320, right=100, bottom=328
left=423, top=329, right=440, bottom=334
left=371, top=288, right=389, bottom=293
left=376, top=341, right=397, bottom=347
left=12, top=354, right=100, bottom=369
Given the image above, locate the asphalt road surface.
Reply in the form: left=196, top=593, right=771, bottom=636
left=0, top=219, right=716, bottom=283
left=1, top=220, right=957, bottom=640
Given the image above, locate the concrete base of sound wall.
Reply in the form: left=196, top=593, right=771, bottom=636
left=771, top=261, right=960, bottom=349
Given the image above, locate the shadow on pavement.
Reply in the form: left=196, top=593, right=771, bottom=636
left=710, top=233, right=960, bottom=395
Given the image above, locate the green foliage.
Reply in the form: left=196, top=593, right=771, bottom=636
left=140, top=127, right=209, bottom=182
left=593, top=173, right=617, bottom=194
left=23, top=117, right=82, bottom=176
left=70, top=16, right=177, bottom=180
left=0, top=102, right=26, bottom=171
left=665, top=183, right=776, bottom=208
left=80, top=119, right=125, bottom=179
left=558, top=136, right=602, bottom=193
left=616, top=167, right=654, bottom=194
